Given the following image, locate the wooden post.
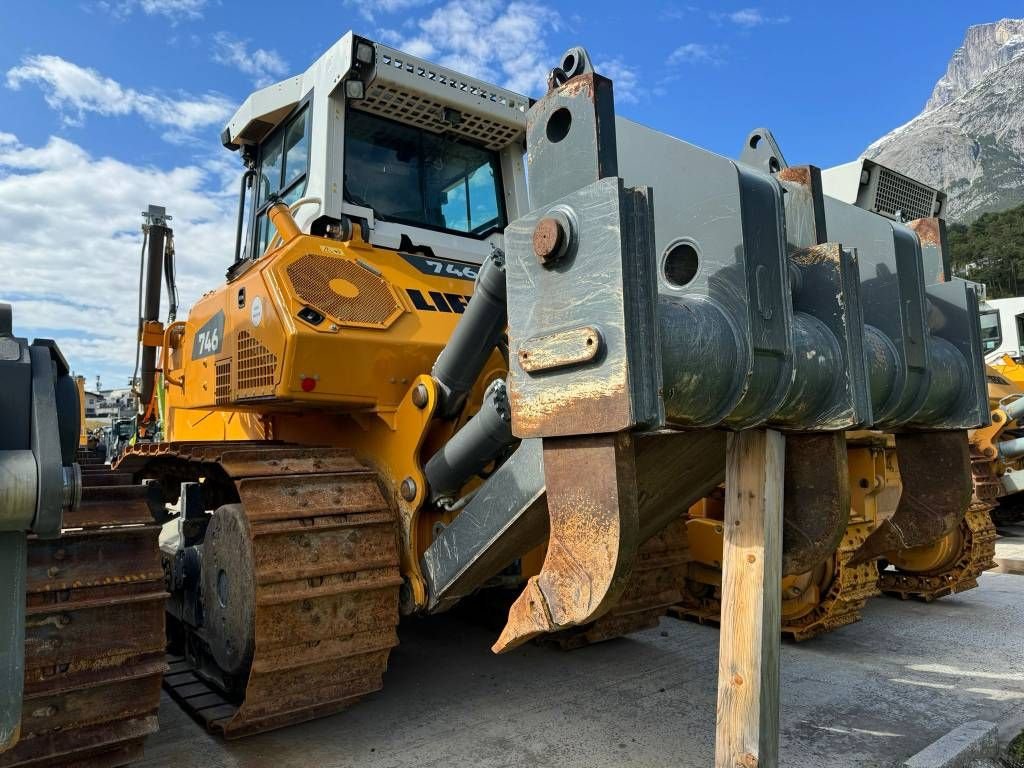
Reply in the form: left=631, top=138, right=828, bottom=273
left=715, top=429, right=784, bottom=768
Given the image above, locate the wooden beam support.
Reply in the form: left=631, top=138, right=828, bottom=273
left=715, top=429, right=784, bottom=768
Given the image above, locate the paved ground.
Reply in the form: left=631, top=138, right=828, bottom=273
left=996, top=523, right=1024, bottom=573
left=139, top=573, right=1024, bottom=768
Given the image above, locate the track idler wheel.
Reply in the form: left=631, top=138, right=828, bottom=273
left=880, top=504, right=997, bottom=601
left=202, top=504, right=256, bottom=680
left=493, top=434, right=640, bottom=653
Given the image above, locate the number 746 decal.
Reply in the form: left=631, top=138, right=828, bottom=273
left=191, top=310, right=225, bottom=360
left=400, top=252, right=478, bottom=281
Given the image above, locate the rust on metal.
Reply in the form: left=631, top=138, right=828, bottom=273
left=549, top=517, right=689, bottom=649
left=776, top=164, right=827, bottom=245
left=849, top=431, right=973, bottom=564
left=532, top=217, right=565, bottom=265
left=880, top=504, right=997, bottom=600
left=558, top=74, right=594, bottom=100
left=518, top=326, right=602, bottom=374
left=789, top=242, right=842, bottom=268
left=64, top=482, right=161, bottom=529
left=908, top=217, right=941, bottom=247
left=908, top=217, right=948, bottom=284
left=1, top=466, right=165, bottom=768
left=782, top=434, right=849, bottom=575
left=121, top=440, right=402, bottom=739
left=776, top=166, right=811, bottom=187
left=509, top=360, right=631, bottom=437
left=216, top=447, right=364, bottom=478
left=879, top=438, right=999, bottom=600
left=493, top=432, right=640, bottom=653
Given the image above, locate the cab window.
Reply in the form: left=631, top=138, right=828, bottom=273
left=253, top=105, right=310, bottom=255
left=979, top=309, right=1001, bottom=353
left=344, top=108, right=505, bottom=238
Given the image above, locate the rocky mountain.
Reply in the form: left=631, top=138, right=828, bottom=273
left=863, top=19, right=1024, bottom=222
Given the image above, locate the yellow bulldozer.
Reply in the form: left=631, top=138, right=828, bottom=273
left=0, top=34, right=993, bottom=768
left=676, top=426, right=1000, bottom=639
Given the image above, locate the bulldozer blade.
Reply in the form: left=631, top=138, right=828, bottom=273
left=422, top=440, right=548, bottom=614
left=422, top=431, right=725, bottom=618
left=849, top=431, right=972, bottom=565
left=782, top=433, right=850, bottom=575
left=493, top=433, right=640, bottom=653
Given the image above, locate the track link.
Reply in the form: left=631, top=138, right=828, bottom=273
left=549, top=518, right=690, bottom=650
left=779, top=521, right=880, bottom=641
left=0, top=461, right=166, bottom=768
left=118, top=441, right=402, bottom=738
left=669, top=520, right=880, bottom=641
left=879, top=504, right=997, bottom=601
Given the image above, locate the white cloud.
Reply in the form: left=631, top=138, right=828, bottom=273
left=714, top=8, right=790, bottom=27
left=212, top=33, right=289, bottom=88
left=387, top=0, right=561, bottom=96
left=6, top=54, right=233, bottom=138
left=344, top=0, right=435, bottom=22
left=595, top=58, right=641, bottom=104
left=0, top=134, right=235, bottom=386
left=667, top=43, right=725, bottom=65
left=96, top=0, right=207, bottom=20
left=138, top=0, right=206, bottom=16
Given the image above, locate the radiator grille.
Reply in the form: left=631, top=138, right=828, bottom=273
left=357, top=81, right=522, bottom=152
left=215, top=357, right=231, bottom=404
left=236, top=330, right=277, bottom=398
left=873, top=168, right=936, bottom=221
left=286, top=254, right=403, bottom=329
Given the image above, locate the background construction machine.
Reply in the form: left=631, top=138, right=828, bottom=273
left=0, top=33, right=991, bottom=767
left=0, top=305, right=165, bottom=768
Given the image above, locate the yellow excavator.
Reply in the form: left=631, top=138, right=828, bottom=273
left=0, top=33, right=990, bottom=768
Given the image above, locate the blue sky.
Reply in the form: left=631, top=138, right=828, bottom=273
left=1, top=0, right=1021, bottom=389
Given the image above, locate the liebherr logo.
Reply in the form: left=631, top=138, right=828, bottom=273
left=406, top=289, right=472, bottom=314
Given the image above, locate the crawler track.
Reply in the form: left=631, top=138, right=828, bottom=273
left=879, top=504, right=997, bottom=601
left=778, top=521, right=881, bottom=641
left=117, top=442, right=402, bottom=738
left=879, top=448, right=998, bottom=601
left=669, top=520, right=880, bottom=641
left=0, top=460, right=166, bottom=768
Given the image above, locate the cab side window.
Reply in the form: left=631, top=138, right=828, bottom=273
left=253, top=106, right=310, bottom=255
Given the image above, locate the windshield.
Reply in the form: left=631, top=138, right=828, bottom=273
left=344, top=108, right=504, bottom=238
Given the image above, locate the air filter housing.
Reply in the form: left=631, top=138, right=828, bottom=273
left=821, top=158, right=945, bottom=222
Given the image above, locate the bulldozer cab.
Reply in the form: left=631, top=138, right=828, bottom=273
left=223, top=33, right=530, bottom=271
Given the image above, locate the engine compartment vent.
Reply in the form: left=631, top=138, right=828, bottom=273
left=286, top=254, right=404, bottom=329
left=236, top=330, right=277, bottom=399
left=215, top=357, right=232, bottom=404
left=873, top=167, right=937, bottom=222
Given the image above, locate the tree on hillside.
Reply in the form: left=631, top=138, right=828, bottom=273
left=948, top=203, right=1024, bottom=297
